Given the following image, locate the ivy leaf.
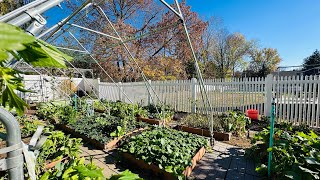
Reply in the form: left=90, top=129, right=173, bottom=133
left=18, top=39, right=72, bottom=68
left=0, top=23, right=35, bottom=51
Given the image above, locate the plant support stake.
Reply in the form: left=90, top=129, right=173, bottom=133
left=268, top=98, right=276, bottom=178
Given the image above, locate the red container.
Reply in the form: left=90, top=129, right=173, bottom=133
left=246, top=109, right=259, bottom=120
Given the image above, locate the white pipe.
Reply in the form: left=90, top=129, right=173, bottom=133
left=0, top=0, right=48, bottom=22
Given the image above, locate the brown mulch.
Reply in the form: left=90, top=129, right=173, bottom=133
left=223, top=135, right=252, bottom=149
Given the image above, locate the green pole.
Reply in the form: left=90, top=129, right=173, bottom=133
left=268, top=98, right=276, bottom=178
left=73, top=93, right=77, bottom=110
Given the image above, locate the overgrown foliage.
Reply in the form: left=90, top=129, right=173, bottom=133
left=245, top=123, right=320, bottom=179
left=94, top=100, right=148, bottom=118
left=143, top=104, right=174, bottom=120
left=180, top=111, right=250, bottom=135
left=120, top=128, right=208, bottom=179
left=41, top=157, right=143, bottom=180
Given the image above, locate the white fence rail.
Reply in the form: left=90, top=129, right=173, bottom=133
left=99, top=74, right=320, bottom=128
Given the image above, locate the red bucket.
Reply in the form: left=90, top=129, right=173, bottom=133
left=246, top=109, right=259, bottom=120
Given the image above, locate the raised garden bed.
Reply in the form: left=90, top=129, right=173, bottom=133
left=25, top=109, right=37, bottom=115
left=176, top=125, right=231, bottom=141
left=122, top=146, right=206, bottom=179
left=136, top=116, right=166, bottom=126
left=57, top=124, right=146, bottom=150
left=94, top=108, right=106, bottom=113
left=120, top=128, right=208, bottom=179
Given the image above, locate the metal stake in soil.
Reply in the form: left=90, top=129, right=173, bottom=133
left=268, top=98, right=276, bottom=178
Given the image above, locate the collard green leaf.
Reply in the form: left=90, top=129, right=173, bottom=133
left=0, top=23, right=35, bottom=51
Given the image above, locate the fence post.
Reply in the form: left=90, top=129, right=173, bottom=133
left=97, top=78, right=100, bottom=99
left=191, top=78, right=197, bottom=113
left=264, top=74, right=273, bottom=117
left=147, top=80, right=152, bottom=105
left=118, top=82, right=123, bottom=101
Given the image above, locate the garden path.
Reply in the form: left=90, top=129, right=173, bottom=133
left=80, top=141, right=261, bottom=180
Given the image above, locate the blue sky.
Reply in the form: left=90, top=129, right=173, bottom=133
left=44, top=0, right=320, bottom=67
left=186, top=0, right=320, bottom=67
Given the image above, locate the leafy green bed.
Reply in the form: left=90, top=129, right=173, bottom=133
left=37, top=103, right=149, bottom=145
left=245, top=123, right=320, bottom=179
left=94, top=100, right=147, bottom=118
left=69, top=115, right=148, bottom=144
left=180, top=111, right=250, bottom=136
left=120, top=128, right=208, bottom=179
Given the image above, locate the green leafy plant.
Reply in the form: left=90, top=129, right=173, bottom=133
left=246, top=126, right=320, bottom=179
left=120, top=128, right=208, bottom=179
left=57, top=105, right=78, bottom=125
left=69, top=114, right=148, bottom=144
left=110, top=126, right=126, bottom=138
left=0, top=23, right=72, bottom=115
left=143, top=104, right=174, bottom=120
left=36, top=130, right=82, bottom=175
left=41, top=158, right=143, bottom=180
left=180, top=111, right=250, bottom=135
left=109, top=170, right=143, bottom=180
left=40, top=157, right=105, bottom=180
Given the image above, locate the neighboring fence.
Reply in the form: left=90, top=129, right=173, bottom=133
left=20, top=75, right=99, bottom=103
left=99, top=74, right=320, bottom=128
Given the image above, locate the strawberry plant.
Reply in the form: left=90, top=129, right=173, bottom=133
left=120, top=128, right=208, bottom=179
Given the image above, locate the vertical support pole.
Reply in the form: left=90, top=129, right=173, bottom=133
left=268, top=98, right=276, bottom=178
left=191, top=78, right=197, bottom=113
left=0, top=108, right=24, bottom=180
left=148, top=80, right=152, bottom=105
left=265, top=74, right=273, bottom=116
left=118, top=82, right=123, bottom=101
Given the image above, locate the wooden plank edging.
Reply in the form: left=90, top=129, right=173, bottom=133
left=122, top=146, right=206, bottom=179
left=57, top=124, right=147, bottom=150
left=176, top=125, right=231, bottom=141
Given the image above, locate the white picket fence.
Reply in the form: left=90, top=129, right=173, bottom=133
left=21, top=74, right=320, bottom=127
left=99, top=74, right=320, bottom=128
